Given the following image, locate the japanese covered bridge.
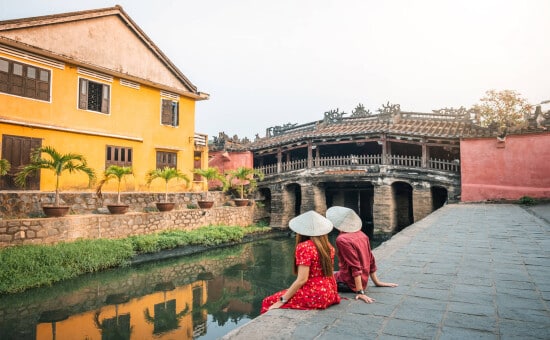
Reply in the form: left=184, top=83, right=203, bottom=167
left=216, top=104, right=490, bottom=237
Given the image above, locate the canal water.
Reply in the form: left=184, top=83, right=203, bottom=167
left=0, top=232, right=381, bottom=340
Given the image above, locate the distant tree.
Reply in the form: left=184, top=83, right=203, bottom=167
left=473, top=90, right=532, bottom=134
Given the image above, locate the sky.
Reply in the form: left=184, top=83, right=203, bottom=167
left=1, top=0, right=549, bottom=140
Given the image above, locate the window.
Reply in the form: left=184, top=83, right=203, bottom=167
left=0, top=57, right=50, bottom=101
left=156, top=151, right=177, bottom=169
left=106, top=145, right=132, bottom=167
left=161, top=99, right=179, bottom=127
left=79, top=78, right=110, bottom=114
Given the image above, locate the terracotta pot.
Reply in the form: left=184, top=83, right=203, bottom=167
left=155, top=202, right=175, bottom=212
left=42, top=206, right=70, bottom=217
left=197, top=200, right=214, bottom=209
left=234, top=199, right=249, bottom=207
left=107, top=204, right=129, bottom=214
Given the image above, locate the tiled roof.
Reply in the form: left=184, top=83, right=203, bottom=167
left=246, top=111, right=492, bottom=151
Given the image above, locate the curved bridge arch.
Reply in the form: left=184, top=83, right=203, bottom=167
left=256, top=164, right=459, bottom=236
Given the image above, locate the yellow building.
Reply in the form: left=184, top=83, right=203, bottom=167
left=0, top=6, right=209, bottom=192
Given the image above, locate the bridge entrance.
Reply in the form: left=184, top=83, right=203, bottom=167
left=431, top=186, right=448, bottom=210
left=325, top=182, right=375, bottom=239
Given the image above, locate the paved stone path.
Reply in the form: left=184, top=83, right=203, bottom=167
left=222, top=203, right=550, bottom=339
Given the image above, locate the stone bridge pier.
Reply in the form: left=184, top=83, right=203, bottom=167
left=258, top=168, right=460, bottom=237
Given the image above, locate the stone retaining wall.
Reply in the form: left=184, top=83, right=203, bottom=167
left=0, top=191, right=226, bottom=219
left=0, top=206, right=254, bottom=248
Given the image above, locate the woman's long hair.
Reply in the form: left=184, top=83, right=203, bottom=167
left=294, top=233, right=333, bottom=277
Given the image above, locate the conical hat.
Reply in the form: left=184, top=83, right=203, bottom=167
left=326, top=206, right=362, bottom=232
left=289, top=210, right=333, bottom=236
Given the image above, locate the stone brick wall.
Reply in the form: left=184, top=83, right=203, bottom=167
left=373, top=184, right=394, bottom=233
left=0, top=206, right=254, bottom=248
left=0, top=191, right=226, bottom=219
left=413, top=185, right=434, bottom=222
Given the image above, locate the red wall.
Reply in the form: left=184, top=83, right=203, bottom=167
left=460, top=132, right=550, bottom=202
left=208, top=150, right=253, bottom=188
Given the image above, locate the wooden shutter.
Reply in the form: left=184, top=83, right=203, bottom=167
left=0, top=59, right=8, bottom=93
left=161, top=99, right=172, bottom=125
left=37, top=70, right=50, bottom=101
left=1, top=135, right=41, bottom=190
left=10, top=62, right=24, bottom=96
left=24, top=66, right=37, bottom=98
left=79, top=78, right=88, bottom=109
left=172, top=102, right=179, bottom=127
left=101, top=84, right=110, bottom=113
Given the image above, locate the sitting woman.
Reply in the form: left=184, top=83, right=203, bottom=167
left=260, top=210, right=341, bottom=314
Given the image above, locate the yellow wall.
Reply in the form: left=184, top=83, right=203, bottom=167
left=36, top=281, right=207, bottom=340
left=0, top=50, right=204, bottom=193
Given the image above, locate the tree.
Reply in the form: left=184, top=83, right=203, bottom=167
left=15, top=146, right=96, bottom=206
left=473, top=90, right=533, bottom=135
left=96, top=165, right=133, bottom=205
left=225, top=167, right=265, bottom=200
left=193, top=167, right=226, bottom=201
left=146, top=167, right=190, bottom=202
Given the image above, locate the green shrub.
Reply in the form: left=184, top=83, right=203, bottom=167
left=187, top=203, right=198, bottom=209
left=0, top=239, right=133, bottom=294
left=518, top=196, right=537, bottom=205
left=0, top=225, right=271, bottom=294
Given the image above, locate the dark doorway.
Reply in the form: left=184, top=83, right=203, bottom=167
left=1, top=134, right=41, bottom=190
left=257, top=188, right=272, bottom=225
left=325, top=182, right=374, bottom=239
left=286, top=184, right=302, bottom=218
left=392, top=182, right=413, bottom=233
left=431, top=186, right=448, bottom=210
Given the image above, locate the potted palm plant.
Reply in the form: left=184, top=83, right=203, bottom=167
left=96, top=165, right=133, bottom=214
left=15, top=146, right=96, bottom=217
left=225, top=166, right=265, bottom=207
left=0, top=159, right=10, bottom=176
left=193, top=167, right=225, bottom=209
left=146, top=167, right=190, bottom=212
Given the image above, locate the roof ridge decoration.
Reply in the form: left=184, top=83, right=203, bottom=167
left=377, top=102, right=401, bottom=116
left=323, top=109, right=347, bottom=124
left=351, top=103, right=372, bottom=118
left=211, top=132, right=251, bottom=151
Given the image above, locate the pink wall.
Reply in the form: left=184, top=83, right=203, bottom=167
left=460, top=132, right=550, bottom=202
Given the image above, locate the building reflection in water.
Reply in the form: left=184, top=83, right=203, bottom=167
left=22, top=237, right=297, bottom=340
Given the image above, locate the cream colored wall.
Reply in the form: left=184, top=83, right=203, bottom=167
left=0, top=51, right=198, bottom=193
left=1, top=16, right=190, bottom=92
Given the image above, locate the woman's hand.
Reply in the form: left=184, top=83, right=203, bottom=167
left=268, top=300, right=285, bottom=311
left=356, top=293, right=375, bottom=303
left=375, top=281, right=398, bottom=287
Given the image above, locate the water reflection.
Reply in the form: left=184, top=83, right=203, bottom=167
left=0, top=236, right=294, bottom=339
left=0, top=233, right=380, bottom=340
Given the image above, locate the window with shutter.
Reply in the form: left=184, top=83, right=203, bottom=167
left=105, top=145, right=133, bottom=167
left=78, top=78, right=110, bottom=114
left=161, top=99, right=179, bottom=127
left=156, top=151, right=177, bottom=169
left=0, top=57, right=51, bottom=101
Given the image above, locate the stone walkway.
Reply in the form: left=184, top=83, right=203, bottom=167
left=222, top=203, right=550, bottom=339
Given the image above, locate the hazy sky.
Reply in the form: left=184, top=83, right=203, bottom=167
left=1, top=0, right=549, bottom=140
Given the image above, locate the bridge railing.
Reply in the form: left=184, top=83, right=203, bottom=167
left=387, top=154, right=422, bottom=167
left=282, top=158, right=308, bottom=172
left=255, top=154, right=460, bottom=175
left=316, top=154, right=382, bottom=167
left=429, top=158, right=460, bottom=172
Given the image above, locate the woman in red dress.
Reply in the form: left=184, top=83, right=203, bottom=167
left=261, top=210, right=341, bottom=314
